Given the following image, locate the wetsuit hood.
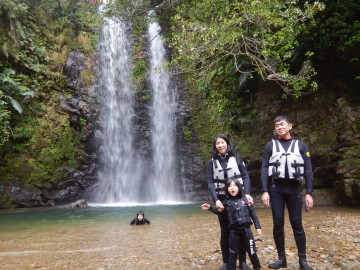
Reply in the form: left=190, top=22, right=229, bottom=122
left=136, top=210, right=145, bottom=218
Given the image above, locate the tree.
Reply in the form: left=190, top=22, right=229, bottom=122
left=169, top=0, right=325, bottom=97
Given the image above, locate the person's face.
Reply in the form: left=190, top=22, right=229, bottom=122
left=137, top=214, right=144, bottom=221
left=215, top=138, right=228, bottom=155
left=274, top=119, right=292, bottom=139
left=227, top=181, right=239, bottom=197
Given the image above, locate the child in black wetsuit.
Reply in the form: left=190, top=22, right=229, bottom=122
left=202, top=179, right=262, bottom=270
left=130, top=210, right=150, bottom=225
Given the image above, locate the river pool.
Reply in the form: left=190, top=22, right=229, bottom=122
left=0, top=204, right=359, bottom=270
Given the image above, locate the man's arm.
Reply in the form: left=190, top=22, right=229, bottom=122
left=261, top=141, right=272, bottom=207
left=260, top=141, right=273, bottom=193
left=299, top=141, right=314, bottom=195
left=300, top=141, right=314, bottom=210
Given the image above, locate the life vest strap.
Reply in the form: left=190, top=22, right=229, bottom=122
left=291, top=163, right=304, bottom=167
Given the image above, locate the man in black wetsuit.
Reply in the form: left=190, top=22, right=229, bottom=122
left=260, top=115, right=314, bottom=270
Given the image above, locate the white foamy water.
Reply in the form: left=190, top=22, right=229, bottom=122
left=95, top=2, right=143, bottom=203
left=147, top=12, right=179, bottom=202
left=94, top=5, right=180, bottom=204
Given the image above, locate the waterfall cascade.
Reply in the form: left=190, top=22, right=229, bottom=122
left=95, top=5, right=143, bottom=203
left=94, top=6, right=180, bottom=204
left=147, top=12, right=179, bottom=202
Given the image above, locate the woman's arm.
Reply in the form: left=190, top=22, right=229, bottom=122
left=206, top=159, right=218, bottom=202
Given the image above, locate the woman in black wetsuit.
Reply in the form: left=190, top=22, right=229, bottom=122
left=207, top=134, right=254, bottom=270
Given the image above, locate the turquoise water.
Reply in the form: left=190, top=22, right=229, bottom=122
left=0, top=203, right=199, bottom=232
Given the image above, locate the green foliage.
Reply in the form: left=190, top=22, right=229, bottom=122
left=133, top=59, right=147, bottom=81
left=103, top=0, right=151, bottom=36
left=182, top=124, right=193, bottom=142
left=0, top=68, right=34, bottom=113
left=169, top=0, right=324, bottom=97
left=10, top=115, right=37, bottom=151
left=0, top=194, right=16, bottom=208
left=24, top=108, right=78, bottom=187
left=0, top=0, right=101, bottom=191
left=303, top=0, right=360, bottom=84
left=104, top=0, right=151, bottom=20
left=73, top=1, right=102, bottom=53
left=164, top=0, right=331, bottom=160
left=0, top=102, right=10, bottom=147
left=356, top=120, right=360, bottom=134
left=0, top=67, right=35, bottom=146
left=310, top=0, right=360, bottom=57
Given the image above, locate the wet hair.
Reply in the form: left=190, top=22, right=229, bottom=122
left=212, top=133, right=236, bottom=159
left=225, top=179, right=245, bottom=198
left=274, top=115, right=291, bottom=124
left=137, top=210, right=144, bottom=217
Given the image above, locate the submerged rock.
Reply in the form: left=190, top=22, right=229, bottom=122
left=70, top=199, right=88, bottom=208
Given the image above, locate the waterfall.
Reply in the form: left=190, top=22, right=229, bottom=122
left=95, top=4, right=143, bottom=203
left=147, top=12, right=179, bottom=202
left=94, top=5, right=180, bottom=204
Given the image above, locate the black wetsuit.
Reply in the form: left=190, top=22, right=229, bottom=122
left=130, top=218, right=150, bottom=225
left=261, top=137, right=314, bottom=260
left=208, top=196, right=261, bottom=270
left=207, top=154, right=251, bottom=264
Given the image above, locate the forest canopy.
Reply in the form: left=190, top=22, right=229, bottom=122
left=169, top=0, right=325, bottom=97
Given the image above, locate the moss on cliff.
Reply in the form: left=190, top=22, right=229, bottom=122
left=0, top=0, right=101, bottom=193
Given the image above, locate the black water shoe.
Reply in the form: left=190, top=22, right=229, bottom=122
left=268, top=258, right=287, bottom=269
left=299, top=258, right=314, bottom=270
left=240, top=262, right=251, bottom=270
left=219, top=263, right=229, bottom=270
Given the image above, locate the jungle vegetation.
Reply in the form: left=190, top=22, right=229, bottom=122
left=166, top=0, right=360, bottom=157
left=0, top=0, right=101, bottom=189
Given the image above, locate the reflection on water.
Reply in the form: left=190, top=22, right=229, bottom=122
left=0, top=205, right=359, bottom=270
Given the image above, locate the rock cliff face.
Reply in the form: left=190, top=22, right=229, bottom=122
left=48, top=51, right=100, bottom=204
left=174, top=79, right=209, bottom=201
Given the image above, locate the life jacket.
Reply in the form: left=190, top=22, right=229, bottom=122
left=212, top=156, right=243, bottom=196
left=268, top=139, right=304, bottom=180
left=226, top=197, right=252, bottom=229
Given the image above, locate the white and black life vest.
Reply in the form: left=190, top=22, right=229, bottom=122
left=268, top=139, right=304, bottom=180
left=213, top=156, right=243, bottom=196
left=226, top=197, right=252, bottom=228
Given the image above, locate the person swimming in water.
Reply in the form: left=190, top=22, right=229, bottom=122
left=130, top=210, right=150, bottom=225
